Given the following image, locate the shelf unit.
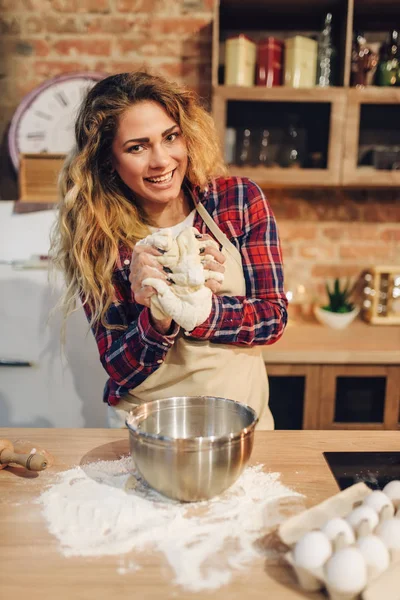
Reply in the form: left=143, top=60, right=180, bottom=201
left=212, top=0, right=400, bottom=188
left=343, top=88, right=400, bottom=186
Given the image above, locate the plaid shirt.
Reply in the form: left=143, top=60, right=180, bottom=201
left=82, top=177, right=288, bottom=406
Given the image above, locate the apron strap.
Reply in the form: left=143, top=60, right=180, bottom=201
left=196, top=198, right=269, bottom=426
left=195, top=201, right=242, bottom=268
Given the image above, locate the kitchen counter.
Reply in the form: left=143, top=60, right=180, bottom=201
left=262, top=319, right=400, bottom=364
left=1, top=428, right=399, bottom=600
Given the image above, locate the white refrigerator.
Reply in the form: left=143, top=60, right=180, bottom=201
left=0, top=202, right=107, bottom=427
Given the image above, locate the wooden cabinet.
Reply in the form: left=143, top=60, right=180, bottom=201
left=213, top=87, right=346, bottom=187
left=212, top=0, right=400, bottom=188
left=267, top=363, right=400, bottom=431
left=343, top=88, right=400, bottom=187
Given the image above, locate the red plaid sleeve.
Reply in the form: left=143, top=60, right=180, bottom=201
left=81, top=277, right=179, bottom=405
left=189, top=178, right=288, bottom=345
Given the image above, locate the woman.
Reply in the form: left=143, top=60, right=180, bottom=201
left=51, top=71, right=288, bottom=429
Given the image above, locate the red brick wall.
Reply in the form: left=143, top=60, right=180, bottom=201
left=1, top=0, right=399, bottom=300
left=269, top=189, right=400, bottom=299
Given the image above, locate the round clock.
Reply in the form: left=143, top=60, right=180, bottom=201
left=8, top=71, right=106, bottom=171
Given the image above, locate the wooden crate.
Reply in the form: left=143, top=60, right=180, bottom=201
left=362, top=265, right=400, bottom=325
left=19, top=153, right=66, bottom=203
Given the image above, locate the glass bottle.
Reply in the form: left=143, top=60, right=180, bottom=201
left=351, top=32, right=377, bottom=88
left=376, top=30, right=399, bottom=86
left=256, top=129, right=271, bottom=166
left=316, top=12, right=336, bottom=87
left=278, top=117, right=303, bottom=169
left=236, top=128, right=252, bottom=165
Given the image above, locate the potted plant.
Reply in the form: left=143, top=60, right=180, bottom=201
left=314, top=278, right=359, bottom=329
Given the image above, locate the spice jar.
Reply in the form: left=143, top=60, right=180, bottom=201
left=284, top=36, right=318, bottom=88
left=256, top=37, right=284, bottom=87
left=225, top=34, right=256, bottom=86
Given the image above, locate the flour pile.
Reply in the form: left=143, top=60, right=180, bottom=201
left=138, top=226, right=223, bottom=331
left=38, top=458, right=301, bottom=591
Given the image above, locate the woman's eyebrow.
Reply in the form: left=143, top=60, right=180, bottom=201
left=122, top=125, right=178, bottom=147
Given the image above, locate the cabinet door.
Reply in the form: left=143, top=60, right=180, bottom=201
left=267, top=365, right=321, bottom=430
left=343, top=89, right=400, bottom=187
left=319, top=365, right=400, bottom=430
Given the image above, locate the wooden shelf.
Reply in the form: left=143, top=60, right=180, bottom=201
left=347, top=87, right=400, bottom=103
left=214, top=86, right=345, bottom=103
left=213, top=0, right=400, bottom=188
left=227, top=166, right=336, bottom=188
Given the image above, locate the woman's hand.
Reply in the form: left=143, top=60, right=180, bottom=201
left=197, top=234, right=226, bottom=294
left=129, top=245, right=173, bottom=334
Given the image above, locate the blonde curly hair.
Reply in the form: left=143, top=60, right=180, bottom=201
left=50, top=71, right=227, bottom=331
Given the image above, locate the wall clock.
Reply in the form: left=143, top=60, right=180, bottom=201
left=8, top=71, right=106, bottom=171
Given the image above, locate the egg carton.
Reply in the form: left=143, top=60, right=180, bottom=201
left=278, top=480, right=400, bottom=600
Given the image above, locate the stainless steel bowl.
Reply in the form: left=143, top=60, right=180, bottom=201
left=126, top=396, right=257, bottom=502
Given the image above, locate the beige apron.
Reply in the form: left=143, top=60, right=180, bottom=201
left=114, top=201, right=274, bottom=430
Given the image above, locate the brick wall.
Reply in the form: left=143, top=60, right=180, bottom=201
left=1, top=0, right=399, bottom=301
left=269, top=189, right=400, bottom=299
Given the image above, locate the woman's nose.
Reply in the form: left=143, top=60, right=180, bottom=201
left=149, top=144, right=169, bottom=169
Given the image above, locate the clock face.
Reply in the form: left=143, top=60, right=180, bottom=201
left=8, top=72, right=106, bottom=170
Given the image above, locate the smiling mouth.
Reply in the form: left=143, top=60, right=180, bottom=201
left=145, top=169, right=175, bottom=184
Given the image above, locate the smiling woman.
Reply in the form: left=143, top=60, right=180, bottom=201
left=111, top=102, right=188, bottom=215
left=50, top=71, right=288, bottom=430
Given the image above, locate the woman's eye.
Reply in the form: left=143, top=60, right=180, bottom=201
left=166, top=132, right=179, bottom=142
left=128, top=144, right=144, bottom=153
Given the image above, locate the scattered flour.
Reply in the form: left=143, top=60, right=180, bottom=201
left=38, top=457, right=301, bottom=591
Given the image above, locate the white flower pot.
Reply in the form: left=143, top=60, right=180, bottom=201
left=313, top=305, right=360, bottom=330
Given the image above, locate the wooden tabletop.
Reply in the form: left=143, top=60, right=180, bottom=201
left=262, top=319, right=400, bottom=365
left=1, top=428, right=399, bottom=600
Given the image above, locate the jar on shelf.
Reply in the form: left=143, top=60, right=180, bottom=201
left=236, top=128, right=253, bottom=166
left=277, top=116, right=304, bottom=168
left=350, top=32, right=377, bottom=88
left=284, top=36, right=318, bottom=88
left=255, top=129, right=272, bottom=166
left=224, top=34, right=256, bottom=87
left=256, top=37, right=284, bottom=87
left=375, top=29, right=399, bottom=86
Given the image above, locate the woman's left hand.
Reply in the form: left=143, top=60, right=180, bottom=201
left=197, top=234, right=226, bottom=294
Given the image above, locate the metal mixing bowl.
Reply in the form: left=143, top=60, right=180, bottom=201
left=126, top=396, right=258, bottom=502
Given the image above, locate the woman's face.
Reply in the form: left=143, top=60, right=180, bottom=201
left=111, top=101, right=188, bottom=208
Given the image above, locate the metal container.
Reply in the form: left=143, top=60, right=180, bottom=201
left=224, top=35, right=256, bottom=86
left=284, top=36, right=318, bottom=88
left=126, top=396, right=257, bottom=502
left=256, top=37, right=284, bottom=87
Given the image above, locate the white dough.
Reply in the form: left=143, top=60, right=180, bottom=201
left=140, top=226, right=223, bottom=331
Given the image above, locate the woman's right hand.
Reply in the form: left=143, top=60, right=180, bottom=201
left=129, top=246, right=173, bottom=335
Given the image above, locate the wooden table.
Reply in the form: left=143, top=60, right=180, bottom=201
left=1, top=429, right=399, bottom=600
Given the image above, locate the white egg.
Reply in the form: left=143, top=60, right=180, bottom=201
left=346, top=505, right=379, bottom=533
left=324, top=547, right=367, bottom=594
left=376, top=518, right=400, bottom=551
left=321, top=518, right=355, bottom=545
left=356, top=535, right=390, bottom=577
left=383, top=480, right=400, bottom=509
left=293, top=530, right=332, bottom=569
left=363, top=490, right=395, bottom=517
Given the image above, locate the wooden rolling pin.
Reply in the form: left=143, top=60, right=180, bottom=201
left=0, top=439, right=53, bottom=471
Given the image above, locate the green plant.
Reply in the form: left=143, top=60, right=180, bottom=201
left=322, top=278, right=354, bottom=313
